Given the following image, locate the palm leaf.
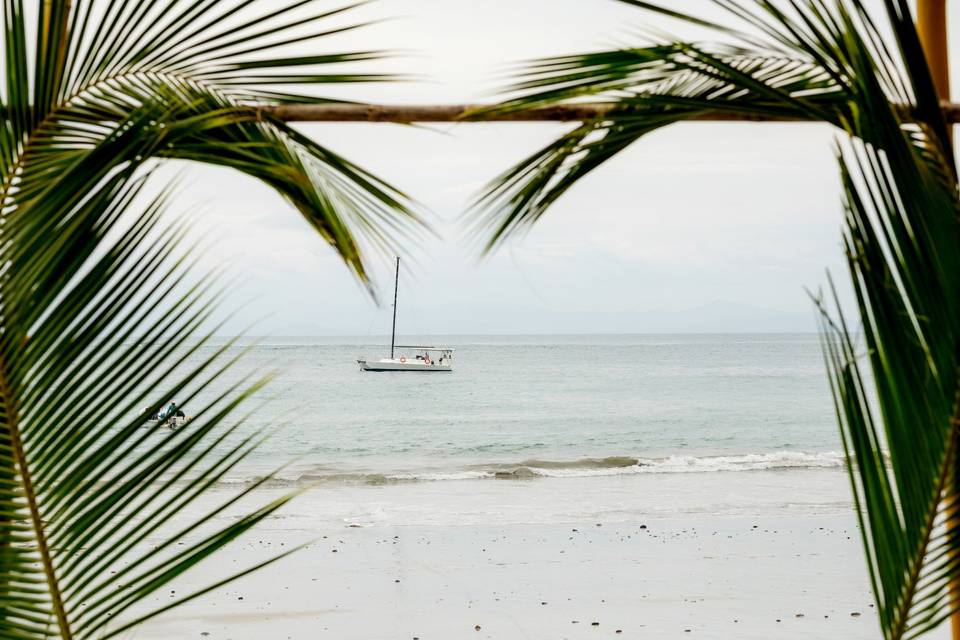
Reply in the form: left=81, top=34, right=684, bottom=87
left=478, top=2, right=960, bottom=638
left=470, top=0, right=948, bottom=252
left=11, top=0, right=421, bottom=283
left=1, top=1, right=419, bottom=638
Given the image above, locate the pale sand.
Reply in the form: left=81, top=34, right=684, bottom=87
left=124, top=474, right=950, bottom=639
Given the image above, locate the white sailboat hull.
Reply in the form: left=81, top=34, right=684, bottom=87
left=358, top=358, right=452, bottom=372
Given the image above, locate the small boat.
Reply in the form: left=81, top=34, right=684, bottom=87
left=142, top=401, right=191, bottom=429
left=357, top=257, right=454, bottom=372
left=358, top=346, right=453, bottom=372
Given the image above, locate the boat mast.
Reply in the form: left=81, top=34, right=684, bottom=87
left=390, top=256, right=399, bottom=359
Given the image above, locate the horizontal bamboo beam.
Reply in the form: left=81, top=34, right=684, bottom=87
left=262, top=101, right=960, bottom=123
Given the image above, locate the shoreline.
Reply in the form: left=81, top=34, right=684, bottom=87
left=219, top=450, right=849, bottom=488
left=121, top=470, right=929, bottom=639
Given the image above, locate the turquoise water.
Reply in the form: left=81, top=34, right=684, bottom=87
left=170, top=334, right=845, bottom=482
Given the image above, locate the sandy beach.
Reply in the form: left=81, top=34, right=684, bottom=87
left=125, top=470, right=921, bottom=639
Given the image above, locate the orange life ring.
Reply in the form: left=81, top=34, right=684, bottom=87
left=400, top=356, right=406, bottom=363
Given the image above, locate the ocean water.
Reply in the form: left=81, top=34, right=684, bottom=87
left=163, top=334, right=848, bottom=485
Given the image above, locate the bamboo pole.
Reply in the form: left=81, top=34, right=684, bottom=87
left=918, top=0, right=951, bottom=103
left=917, top=3, right=957, bottom=638
left=261, top=102, right=960, bottom=123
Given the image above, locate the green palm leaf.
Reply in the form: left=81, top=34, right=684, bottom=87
left=471, top=0, right=949, bottom=252
left=477, top=2, right=960, bottom=638
left=1, top=1, right=420, bottom=638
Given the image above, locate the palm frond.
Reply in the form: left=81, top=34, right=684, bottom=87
left=819, top=126, right=960, bottom=639
left=480, top=2, right=960, bottom=639
left=1, top=106, right=299, bottom=639
left=9, top=0, right=421, bottom=282
left=1, top=1, right=419, bottom=638
left=470, top=0, right=942, bottom=253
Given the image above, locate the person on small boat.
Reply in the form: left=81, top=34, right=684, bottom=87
left=157, top=401, right=178, bottom=421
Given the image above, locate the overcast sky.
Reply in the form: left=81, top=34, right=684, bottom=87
left=157, top=0, right=960, bottom=336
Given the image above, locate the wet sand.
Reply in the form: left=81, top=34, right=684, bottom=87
left=126, top=479, right=923, bottom=639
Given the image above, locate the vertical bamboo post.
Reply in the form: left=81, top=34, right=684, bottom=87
left=917, top=4, right=956, bottom=638
left=918, top=0, right=950, bottom=104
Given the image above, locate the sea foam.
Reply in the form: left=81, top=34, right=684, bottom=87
left=488, top=451, right=844, bottom=478
left=228, top=451, right=847, bottom=487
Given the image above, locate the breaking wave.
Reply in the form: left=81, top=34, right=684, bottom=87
left=488, top=451, right=844, bottom=479
left=219, top=451, right=846, bottom=487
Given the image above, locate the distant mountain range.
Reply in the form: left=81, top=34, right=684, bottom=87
left=531, top=300, right=817, bottom=334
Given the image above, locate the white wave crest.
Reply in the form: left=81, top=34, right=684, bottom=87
left=487, top=451, right=846, bottom=479
left=633, top=450, right=845, bottom=474
left=386, top=470, right=492, bottom=482
left=216, top=451, right=847, bottom=487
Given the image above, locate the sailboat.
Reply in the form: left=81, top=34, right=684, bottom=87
left=357, top=257, right=453, bottom=372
